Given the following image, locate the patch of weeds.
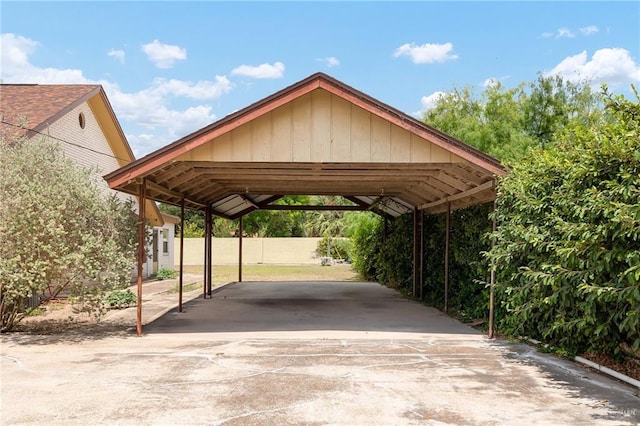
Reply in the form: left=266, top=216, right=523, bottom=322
left=24, top=306, right=45, bottom=316
left=156, top=268, right=178, bottom=280
left=106, top=289, right=136, bottom=309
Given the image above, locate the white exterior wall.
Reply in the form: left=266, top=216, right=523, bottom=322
left=151, top=223, right=176, bottom=271
left=43, top=102, right=160, bottom=279
left=175, top=237, right=323, bottom=266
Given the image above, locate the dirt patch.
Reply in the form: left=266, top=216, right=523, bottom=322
left=583, top=352, right=640, bottom=382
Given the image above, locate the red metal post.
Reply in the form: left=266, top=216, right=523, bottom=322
left=238, top=216, right=243, bottom=282
left=413, top=207, right=421, bottom=298
left=444, top=202, right=450, bottom=314
left=489, top=199, right=497, bottom=338
left=179, top=197, right=185, bottom=312
left=136, top=178, right=146, bottom=336
left=207, top=212, right=213, bottom=297
left=204, top=205, right=211, bottom=299
left=419, top=211, right=424, bottom=300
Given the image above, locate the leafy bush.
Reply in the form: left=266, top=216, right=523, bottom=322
left=487, top=87, right=640, bottom=356
left=348, top=213, right=383, bottom=280
left=375, top=214, right=413, bottom=291
left=316, top=237, right=352, bottom=261
left=0, top=135, right=138, bottom=331
left=422, top=204, right=493, bottom=321
left=349, top=206, right=493, bottom=322
left=106, top=289, right=136, bottom=309
left=156, top=268, right=178, bottom=280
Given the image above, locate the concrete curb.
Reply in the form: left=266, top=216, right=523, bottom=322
left=574, top=356, right=640, bottom=390
left=526, top=338, right=640, bottom=390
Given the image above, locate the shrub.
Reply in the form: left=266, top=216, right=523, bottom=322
left=316, top=237, right=352, bottom=261
left=487, top=87, right=640, bottom=356
left=106, top=289, right=136, bottom=309
left=156, top=268, right=178, bottom=280
left=0, top=135, right=138, bottom=331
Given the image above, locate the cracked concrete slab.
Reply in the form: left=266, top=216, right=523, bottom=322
left=2, top=281, right=638, bottom=425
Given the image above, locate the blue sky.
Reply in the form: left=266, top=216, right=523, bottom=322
left=2, top=1, right=639, bottom=156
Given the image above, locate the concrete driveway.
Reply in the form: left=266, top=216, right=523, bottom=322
left=2, top=281, right=639, bottom=425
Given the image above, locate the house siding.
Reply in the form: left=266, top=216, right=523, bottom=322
left=46, top=103, right=131, bottom=196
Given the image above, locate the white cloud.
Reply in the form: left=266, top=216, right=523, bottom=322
left=141, top=39, right=187, bottom=69
left=0, top=33, right=231, bottom=156
left=420, top=91, right=447, bottom=111
left=412, top=91, right=448, bottom=116
left=102, top=80, right=220, bottom=128
left=483, top=77, right=499, bottom=88
left=545, top=48, right=640, bottom=85
left=556, top=27, right=575, bottom=38
left=1, top=33, right=90, bottom=84
left=580, top=25, right=599, bottom=36
left=108, top=49, right=125, bottom=63
left=317, top=56, right=340, bottom=68
left=150, top=76, right=233, bottom=100
left=543, top=26, right=599, bottom=39
left=231, top=61, right=285, bottom=79
left=1, top=33, right=38, bottom=69
left=393, top=42, right=458, bottom=64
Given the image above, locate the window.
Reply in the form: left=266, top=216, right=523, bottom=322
left=162, top=228, right=169, bottom=255
left=78, top=112, right=85, bottom=129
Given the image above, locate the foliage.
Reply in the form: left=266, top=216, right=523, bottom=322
left=161, top=196, right=357, bottom=238
left=487, top=87, right=640, bottom=356
left=106, top=289, right=136, bottom=309
left=348, top=212, right=383, bottom=280
left=422, top=76, right=599, bottom=163
left=422, top=82, right=533, bottom=162
left=0, top=135, right=138, bottom=331
left=158, top=203, right=205, bottom=237
left=422, top=204, right=493, bottom=321
left=24, top=306, right=45, bottom=316
left=303, top=196, right=352, bottom=238
left=156, top=267, right=178, bottom=280
left=522, top=74, right=601, bottom=145
left=316, top=237, right=352, bottom=261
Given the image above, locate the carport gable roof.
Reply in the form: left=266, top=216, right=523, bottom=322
left=105, top=72, right=505, bottom=217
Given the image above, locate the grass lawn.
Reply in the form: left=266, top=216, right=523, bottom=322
left=181, top=264, right=360, bottom=285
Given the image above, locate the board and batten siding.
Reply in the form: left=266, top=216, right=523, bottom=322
left=178, top=90, right=462, bottom=164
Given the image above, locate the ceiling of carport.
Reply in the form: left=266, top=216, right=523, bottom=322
left=104, top=73, right=505, bottom=219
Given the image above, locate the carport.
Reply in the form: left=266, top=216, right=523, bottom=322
left=104, top=72, right=505, bottom=336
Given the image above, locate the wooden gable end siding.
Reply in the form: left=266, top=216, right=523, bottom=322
left=176, top=89, right=462, bottom=165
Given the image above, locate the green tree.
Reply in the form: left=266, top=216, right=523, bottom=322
left=422, top=76, right=599, bottom=163
left=522, top=74, right=601, bottom=145
left=158, top=203, right=205, bottom=237
left=0, top=135, right=138, bottom=331
left=422, top=83, right=533, bottom=162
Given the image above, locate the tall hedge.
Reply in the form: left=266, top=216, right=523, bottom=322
left=422, top=204, right=493, bottom=321
left=350, top=205, right=494, bottom=322
left=488, top=89, right=640, bottom=356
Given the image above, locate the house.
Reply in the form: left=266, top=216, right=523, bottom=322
left=0, top=83, right=176, bottom=278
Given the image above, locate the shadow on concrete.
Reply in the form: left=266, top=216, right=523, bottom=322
left=145, top=281, right=479, bottom=335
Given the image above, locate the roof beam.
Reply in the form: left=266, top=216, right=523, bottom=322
left=262, top=205, right=366, bottom=212
left=420, top=180, right=495, bottom=211
left=145, top=180, right=206, bottom=208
